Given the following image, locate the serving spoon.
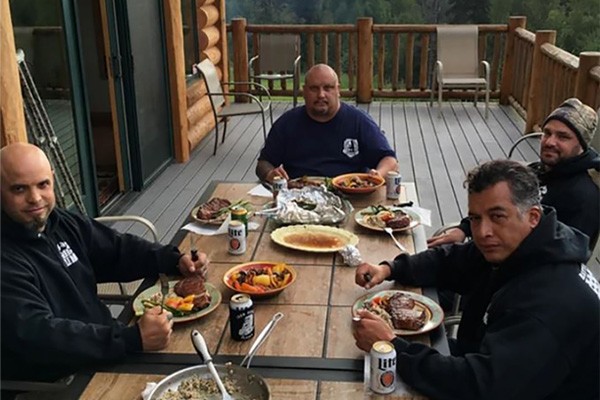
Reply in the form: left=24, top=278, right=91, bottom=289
left=191, top=330, right=233, bottom=400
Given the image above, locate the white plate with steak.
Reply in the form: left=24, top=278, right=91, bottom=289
left=355, top=205, right=420, bottom=232
left=352, top=290, right=443, bottom=336
left=191, top=197, right=232, bottom=225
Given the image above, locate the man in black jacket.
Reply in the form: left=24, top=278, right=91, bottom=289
left=428, top=98, right=599, bottom=251
left=354, top=160, right=599, bottom=399
left=1, top=143, right=209, bottom=382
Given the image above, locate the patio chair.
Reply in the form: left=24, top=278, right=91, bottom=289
left=95, top=215, right=158, bottom=300
left=507, top=132, right=543, bottom=160
left=430, top=25, right=490, bottom=118
left=195, top=59, right=273, bottom=155
left=249, top=34, right=301, bottom=107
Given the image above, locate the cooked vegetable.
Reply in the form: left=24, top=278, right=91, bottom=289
left=227, top=263, right=293, bottom=293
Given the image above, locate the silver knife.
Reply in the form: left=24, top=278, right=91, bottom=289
left=158, top=273, right=170, bottom=314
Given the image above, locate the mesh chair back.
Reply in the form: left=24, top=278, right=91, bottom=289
left=257, top=34, right=300, bottom=73
left=196, top=59, right=225, bottom=108
left=437, top=25, right=479, bottom=79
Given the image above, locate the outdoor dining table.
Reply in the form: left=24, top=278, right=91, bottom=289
left=76, top=181, right=449, bottom=400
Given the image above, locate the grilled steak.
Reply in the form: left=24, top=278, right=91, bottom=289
left=387, top=293, right=426, bottom=330
left=386, top=214, right=411, bottom=229
left=196, top=197, right=231, bottom=220
left=192, top=292, right=211, bottom=309
left=174, top=275, right=206, bottom=297
left=389, top=308, right=426, bottom=330
left=388, top=292, right=415, bottom=310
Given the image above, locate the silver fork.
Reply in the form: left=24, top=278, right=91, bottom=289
left=383, top=227, right=408, bottom=253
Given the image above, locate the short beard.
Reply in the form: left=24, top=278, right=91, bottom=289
left=25, top=215, right=48, bottom=232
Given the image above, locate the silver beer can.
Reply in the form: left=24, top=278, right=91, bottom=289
left=370, top=340, right=397, bottom=394
left=227, top=220, right=246, bottom=255
left=386, top=171, right=402, bottom=200
left=272, top=175, right=287, bottom=201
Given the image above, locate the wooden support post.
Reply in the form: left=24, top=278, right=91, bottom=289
left=1, top=0, right=27, bottom=146
left=231, top=18, right=249, bottom=101
left=356, top=17, right=373, bottom=103
left=575, top=51, right=600, bottom=107
left=163, top=0, right=189, bottom=162
left=500, top=16, right=526, bottom=105
left=525, top=30, right=556, bottom=133
left=216, top=0, right=228, bottom=84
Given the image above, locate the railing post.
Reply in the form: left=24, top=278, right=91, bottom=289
left=499, top=16, right=526, bottom=105
left=575, top=51, right=600, bottom=107
left=356, top=17, right=373, bottom=103
left=231, top=18, right=248, bottom=101
left=525, top=30, right=556, bottom=133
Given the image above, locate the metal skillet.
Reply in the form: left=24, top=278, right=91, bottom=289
left=147, top=312, right=283, bottom=400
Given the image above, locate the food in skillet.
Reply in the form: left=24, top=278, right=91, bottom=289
left=142, top=276, right=212, bottom=316
left=158, top=374, right=255, bottom=400
left=363, top=292, right=426, bottom=331
left=362, top=205, right=412, bottom=229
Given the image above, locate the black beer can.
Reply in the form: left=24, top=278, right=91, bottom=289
left=229, top=293, right=255, bottom=341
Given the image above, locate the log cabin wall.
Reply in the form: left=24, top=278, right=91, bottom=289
left=184, top=0, right=228, bottom=152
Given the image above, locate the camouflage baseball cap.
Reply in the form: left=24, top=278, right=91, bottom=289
left=543, top=98, right=598, bottom=149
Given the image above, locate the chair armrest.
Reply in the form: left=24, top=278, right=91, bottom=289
left=508, top=132, right=543, bottom=159
left=208, top=91, right=272, bottom=111
left=432, top=222, right=462, bottom=237
left=95, top=215, right=158, bottom=243
left=222, top=81, right=272, bottom=99
left=434, top=60, right=443, bottom=81
left=293, top=55, right=301, bottom=71
left=248, top=55, right=259, bottom=74
left=481, top=60, right=490, bottom=80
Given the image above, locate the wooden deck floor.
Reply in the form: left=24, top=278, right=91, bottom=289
left=109, top=100, right=537, bottom=244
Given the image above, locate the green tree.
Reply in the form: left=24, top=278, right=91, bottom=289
left=448, top=0, right=490, bottom=23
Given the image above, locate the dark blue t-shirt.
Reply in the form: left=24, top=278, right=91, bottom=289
left=258, top=103, right=396, bottom=178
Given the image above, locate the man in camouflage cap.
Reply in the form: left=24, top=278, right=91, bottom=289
left=429, top=97, right=599, bottom=253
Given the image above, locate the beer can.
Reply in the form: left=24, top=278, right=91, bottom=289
left=227, top=220, right=246, bottom=255
left=229, top=293, right=255, bottom=341
left=272, top=175, right=287, bottom=201
left=370, top=340, right=397, bottom=394
left=231, top=206, right=248, bottom=236
left=386, top=171, right=402, bottom=200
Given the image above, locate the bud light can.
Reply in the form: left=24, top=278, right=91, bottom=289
left=386, top=171, right=402, bottom=200
left=228, top=220, right=246, bottom=255
left=370, top=340, right=396, bottom=394
left=229, top=294, right=254, bottom=341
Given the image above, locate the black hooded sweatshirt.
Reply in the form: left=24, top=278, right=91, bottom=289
left=458, top=148, right=600, bottom=250
left=1, top=208, right=182, bottom=382
left=385, top=208, right=599, bottom=400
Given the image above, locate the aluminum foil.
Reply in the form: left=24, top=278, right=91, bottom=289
left=270, top=186, right=351, bottom=224
left=339, top=244, right=363, bottom=267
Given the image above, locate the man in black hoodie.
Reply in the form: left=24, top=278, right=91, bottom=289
left=354, top=160, right=599, bottom=399
left=0, top=143, right=209, bottom=383
left=428, top=98, right=599, bottom=251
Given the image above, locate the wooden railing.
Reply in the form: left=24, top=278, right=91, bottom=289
left=228, top=18, right=507, bottom=103
left=226, top=16, right=600, bottom=135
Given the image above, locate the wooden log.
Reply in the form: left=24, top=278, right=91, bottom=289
left=575, top=52, right=600, bottom=107
left=186, top=78, right=207, bottom=106
left=199, top=26, right=220, bottom=50
left=202, top=46, right=222, bottom=65
left=163, top=0, right=189, bottom=162
left=391, top=33, right=400, bottom=91
left=231, top=18, right=249, bottom=100
left=188, top=112, right=217, bottom=149
left=419, top=33, right=430, bottom=91
left=1, top=0, right=27, bottom=146
left=405, top=32, right=414, bottom=91
left=195, top=0, right=215, bottom=5
left=377, top=32, right=384, bottom=90
left=335, top=33, right=342, bottom=79
left=348, top=32, right=355, bottom=90
left=500, top=16, right=527, bottom=105
left=197, top=5, right=219, bottom=28
left=216, top=0, right=228, bottom=84
left=248, top=25, right=355, bottom=34
left=186, top=96, right=212, bottom=127
left=320, top=32, right=328, bottom=64
left=526, top=30, right=556, bottom=133
left=307, top=33, right=315, bottom=68
left=356, top=18, right=373, bottom=103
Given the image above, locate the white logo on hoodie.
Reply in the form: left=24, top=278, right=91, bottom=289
left=57, top=241, right=79, bottom=267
